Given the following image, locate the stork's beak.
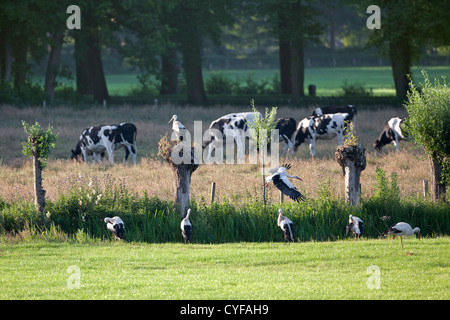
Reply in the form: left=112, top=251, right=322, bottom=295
left=169, top=116, right=174, bottom=123
left=297, top=177, right=303, bottom=181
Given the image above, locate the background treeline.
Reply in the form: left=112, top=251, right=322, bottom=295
left=0, top=0, right=448, bottom=106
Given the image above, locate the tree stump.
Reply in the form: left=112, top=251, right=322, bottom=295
left=159, top=135, right=199, bottom=217
left=335, top=144, right=366, bottom=207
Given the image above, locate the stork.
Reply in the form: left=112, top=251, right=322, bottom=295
left=277, top=209, right=295, bottom=243
left=104, top=216, right=125, bottom=240
left=383, top=222, right=421, bottom=248
left=346, top=214, right=364, bottom=239
left=264, top=163, right=305, bottom=202
left=169, top=114, right=185, bottom=141
left=181, top=208, right=192, bottom=244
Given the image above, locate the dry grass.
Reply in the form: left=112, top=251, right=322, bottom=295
left=0, top=104, right=431, bottom=204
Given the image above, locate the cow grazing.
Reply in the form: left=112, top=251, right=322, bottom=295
left=205, top=111, right=262, bottom=161
left=71, top=123, right=137, bottom=164
left=293, top=113, right=352, bottom=157
left=312, top=105, right=357, bottom=124
left=275, top=117, right=297, bottom=156
left=374, top=117, right=406, bottom=153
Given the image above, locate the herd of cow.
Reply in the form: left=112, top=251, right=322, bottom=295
left=70, top=105, right=406, bottom=164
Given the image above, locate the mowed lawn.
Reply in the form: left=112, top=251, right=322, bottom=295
left=1, top=237, right=448, bottom=300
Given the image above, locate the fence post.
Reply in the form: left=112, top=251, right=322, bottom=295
left=210, top=182, right=216, bottom=204
left=423, top=179, right=428, bottom=197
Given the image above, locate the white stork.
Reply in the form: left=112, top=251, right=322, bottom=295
left=277, top=209, right=295, bottom=243
left=346, top=214, right=364, bottom=239
left=264, top=163, right=305, bottom=202
left=104, top=216, right=125, bottom=240
left=384, top=222, right=421, bottom=248
left=169, top=114, right=185, bottom=141
left=181, top=208, right=192, bottom=244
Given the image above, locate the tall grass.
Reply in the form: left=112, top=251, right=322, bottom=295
left=1, top=169, right=448, bottom=243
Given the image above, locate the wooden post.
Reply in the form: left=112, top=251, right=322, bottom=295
left=423, top=179, right=428, bottom=197
left=210, top=182, right=216, bottom=204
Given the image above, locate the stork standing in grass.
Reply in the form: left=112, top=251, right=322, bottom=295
left=277, top=209, right=295, bottom=243
left=265, top=164, right=305, bottom=202
left=104, top=216, right=125, bottom=240
left=383, top=222, right=421, bottom=248
left=169, top=114, right=185, bottom=141
left=181, top=208, right=192, bottom=244
left=346, top=214, right=364, bottom=239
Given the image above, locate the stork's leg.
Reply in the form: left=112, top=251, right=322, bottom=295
left=400, top=236, right=403, bottom=249
left=390, top=235, right=396, bottom=248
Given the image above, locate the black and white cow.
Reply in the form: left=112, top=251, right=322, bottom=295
left=71, top=123, right=137, bottom=164
left=205, top=111, right=262, bottom=161
left=373, top=117, right=406, bottom=153
left=293, top=113, right=352, bottom=157
left=312, top=105, right=357, bottom=124
left=274, top=117, right=297, bottom=156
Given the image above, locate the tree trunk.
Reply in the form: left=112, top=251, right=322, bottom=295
left=0, top=31, right=13, bottom=82
left=75, top=31, right=109, bottom=103
left=335, top=145, right=366, bottom=207
left=44, top=30, right=64, bottom=103
left=160, top=140, right=199, bottom=217
left=430, top=154, right=446, bottom=202
left=160, top=48, right=179, bottom=95
left=389, top=37, right=411, bottom=101
left=13, top=31, right=28, bottom=90
left=182, top=43, right=206, bottom=105
left=290, top=38, right=305, bottom=103
left=33, top=153, right=46, bottom=226
left=278, top=39, right=292, bottom=95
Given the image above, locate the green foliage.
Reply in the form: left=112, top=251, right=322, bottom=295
left=21, top=121, right=58, bottom=169
left=247, top=99, right=278, bottom=149
left=205, top=72, right=234, bottom=95
left=339, top=80, right=373, bottom=97
left=404, top=71, right=450, bottom=160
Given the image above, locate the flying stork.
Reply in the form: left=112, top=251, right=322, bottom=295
left=169, top=114, right=185, bottom=141
left=346, top=214, right=364, bottom=239
left=181, top=208, right=192, bottom=244
left=265, top=163, right=305, bottom=202
left=104, top=216, right=125, bottom=240
left=383, top=222, right=421, bottom=248
left=277, top=209, right=295, bottom=243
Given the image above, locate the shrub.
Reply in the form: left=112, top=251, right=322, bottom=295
left=205, top=72, right=233, bottom=95
left=339, top=80, right=373, bottom=97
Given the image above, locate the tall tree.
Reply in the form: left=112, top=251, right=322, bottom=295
left=361, top=0, right=450, bottom=100
left=171, top=0, right=234, bottom=105
left=71, top=0, right=112, bottom=103
left=261, top=0, right=324, bottom=102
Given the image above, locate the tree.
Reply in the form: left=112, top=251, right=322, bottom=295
left=158, top=134, right=200, bottom=217
left=21, top=121, right=57, bottom=226
left=404, top=71, right=450, bottom=201
left=361, top=0, right=450, bottom=100
left=261, top=0, right=324, bottom=101
left=247, top=100, right=278, bottom=207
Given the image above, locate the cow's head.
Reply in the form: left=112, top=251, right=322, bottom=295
left=71, top=149, right=82, bottom=162
left=373, top=140, right=383, bottom=152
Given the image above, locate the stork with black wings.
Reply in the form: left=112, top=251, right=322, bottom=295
left=264, top=163, right=305, bottom=202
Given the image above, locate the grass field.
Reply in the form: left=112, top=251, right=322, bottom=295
left=0, top=104, right=429, bottom=204
left=47, top=66, right=450, bottom=97
left=1, top=237, right=448, bottom=300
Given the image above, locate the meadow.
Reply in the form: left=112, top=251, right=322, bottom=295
left=1, top=67, right=449, bottom=300
left=1, top=237, right=448, bottom=299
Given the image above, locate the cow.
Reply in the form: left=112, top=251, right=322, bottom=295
left=293, top=113, right=353, bottom=157
left=312, top=105, right=357, bottom=125
left=274, top=117, right=297, bottom=157
left=204, top=111, right=262, bottom=162
left=373, top=117, right=406, bottom=153
left=71, top=123, right=137, bottom=164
